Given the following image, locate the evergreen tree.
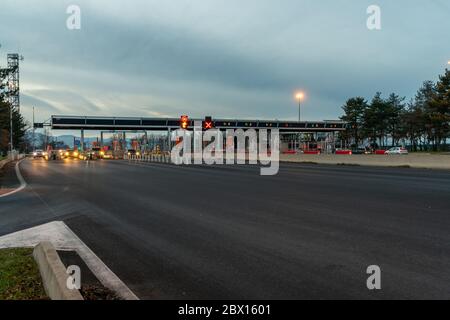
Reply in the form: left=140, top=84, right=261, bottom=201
left=385, top=93, right=406, bottom=146
left=340, top=97, right=368, bottom=147
left=363, top=92, right=389, bottom=147
left=429, top=69, right=450, bottom=150
left=0, top=98, right=28, bottom=155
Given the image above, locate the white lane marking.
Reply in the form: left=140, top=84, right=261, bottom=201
left=0, top=221, right=139, bottom=300
left=0, top=159, right=27, bottom=198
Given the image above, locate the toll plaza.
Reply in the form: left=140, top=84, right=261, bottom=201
left=35, top=115, right=347, bottom=154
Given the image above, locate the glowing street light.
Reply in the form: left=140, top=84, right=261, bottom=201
left=295, top=91, right=305, bottom=122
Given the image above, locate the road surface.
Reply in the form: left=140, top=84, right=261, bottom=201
left=1, top=158, right=450, bottom=299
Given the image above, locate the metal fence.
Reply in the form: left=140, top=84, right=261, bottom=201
left=125, top=153, right=172, bottom=164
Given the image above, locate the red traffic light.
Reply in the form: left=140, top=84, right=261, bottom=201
left=180, top=115, right=189, bottom=129
left=203, top=116, right=214, bottom=129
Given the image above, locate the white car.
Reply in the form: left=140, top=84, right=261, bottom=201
left=33, top=150, right=45, bottom=158
left=385, top=147, right=408, bottom=155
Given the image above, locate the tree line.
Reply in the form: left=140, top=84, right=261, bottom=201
left=0, top=98, right=27, bottom=156
left=340, top=69, right=450, bottom=151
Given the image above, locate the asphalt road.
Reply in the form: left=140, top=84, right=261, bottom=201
left=1, top=158, right=450, bottom=299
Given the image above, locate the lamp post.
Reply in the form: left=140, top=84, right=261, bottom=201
left=295, top=92, right=304, bottom=122
left=295, top=91, right=305, bottom=151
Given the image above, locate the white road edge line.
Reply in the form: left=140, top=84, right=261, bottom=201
left=0, top=159, right=27, bottom=198
left=59, top=222, right=139, bottom=300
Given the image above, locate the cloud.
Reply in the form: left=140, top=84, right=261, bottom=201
left=21, top=93, right=63, bottom=114
left=1, top=0, right=449, bottom=124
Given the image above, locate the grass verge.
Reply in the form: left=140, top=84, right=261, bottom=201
left=0, top=248, right=48, bottom=300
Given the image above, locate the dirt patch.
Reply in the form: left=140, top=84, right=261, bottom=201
left=58, top=250, right=121, bottom=300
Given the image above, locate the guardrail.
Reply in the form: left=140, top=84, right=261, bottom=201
left=125, top=153, right=172, bottom=164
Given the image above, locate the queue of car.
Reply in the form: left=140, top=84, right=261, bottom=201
left=32, top=148, right=122, bottom=161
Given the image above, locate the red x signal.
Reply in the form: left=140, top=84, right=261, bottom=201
left=203, top=116, right=214, bottom=130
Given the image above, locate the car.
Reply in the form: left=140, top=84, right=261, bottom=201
left=33, top=150, right=45, bottom=159
left=91, top=147, right=103, bottom=159
left=335, top=149, right=352, bottom=155
left=64, top=149, right=80, bottom=159
left=61, top=150, right=71, bottom=159
left=101, top=151, right=114, bottom=159
left=78, top=152, right=90, bottom=161
left=385, top=147, right=408, bottom=155
left=127, top=149, right=141, bottom=157
left=351, top=148, right=371, bottom=155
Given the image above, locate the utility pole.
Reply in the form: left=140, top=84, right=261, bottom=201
left=10, top=104, right=13, bottom=155
left=32, top=106, right=35, bottom=151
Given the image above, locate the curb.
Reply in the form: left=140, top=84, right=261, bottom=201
left=33, top=241, right=84, bottom=300
left=0, top=221, right=139, bottom=300
left=0, top=159, right=10, bottom=170
left=0, top=159, right=27, bottom=198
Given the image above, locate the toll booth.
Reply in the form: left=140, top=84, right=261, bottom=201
left=280, top=132, right=336, bottom=154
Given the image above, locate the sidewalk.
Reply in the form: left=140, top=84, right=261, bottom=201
left=0, top=158, right=9, bottom=170
left=280, top=153, right=450, bottom=170
left=0, top=161, right=20, bottom=196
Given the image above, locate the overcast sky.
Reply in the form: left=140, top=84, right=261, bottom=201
left=1, top=0, right=449, bottom=126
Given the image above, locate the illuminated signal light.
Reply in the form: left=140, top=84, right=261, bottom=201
left=180, top=115, right=189, bottom=129
left=203, top=116, right=214, bottom=130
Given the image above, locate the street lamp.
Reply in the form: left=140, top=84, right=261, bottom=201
left=294, top=91, right=305, bottom=152
left=295, top=92, right=305, bottom=122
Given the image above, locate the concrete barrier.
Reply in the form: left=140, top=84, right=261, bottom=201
left=33, top=242, right=84, bottom=300
left=280, top=154, right=450, bottom=170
